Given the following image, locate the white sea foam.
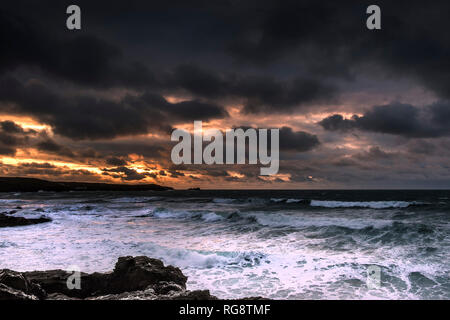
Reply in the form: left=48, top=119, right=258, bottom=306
left=286, top=198, right=303, bottom=203
left=250, top=213, right=393, bottom=229
left=0, top=193, right=448, bottom=300
left=213, top=198, right=235, bottom=204
left=201, top=212, right=224, bottom=222
left=310, top=200, right=414, bottom=209
left=110, top=196, right=163, bottom=203
left=151, top=208, right=224, bottom=222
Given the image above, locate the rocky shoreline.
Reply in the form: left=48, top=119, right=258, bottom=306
left=0, top=212, right=52, bottom=228
left=0, top=256, right=224, bottom=300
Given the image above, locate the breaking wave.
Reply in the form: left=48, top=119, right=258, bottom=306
left=309, top=200, right=421, bottom=209
left=150, top=207, right=224, bottom=222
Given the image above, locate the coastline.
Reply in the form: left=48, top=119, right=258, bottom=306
left=0, top=177, right=172, bottom=192
left=0, top=256, right=265, bottom=300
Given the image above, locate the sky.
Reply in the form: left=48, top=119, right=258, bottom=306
left=1, top=0, right=450, bottom=189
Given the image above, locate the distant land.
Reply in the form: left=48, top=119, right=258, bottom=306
left=0, top=177, right=173, bottom=192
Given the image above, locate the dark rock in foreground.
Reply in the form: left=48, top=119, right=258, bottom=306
left=0, top=270, right=46, bottom=300
left=0, top=256, right=218, bottom=300
left=0, top=177, right=172, bottom=192
left=0, top=213, right=52, bottom=228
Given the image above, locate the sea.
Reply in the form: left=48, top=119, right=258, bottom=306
left=0, top=190, right=449, bottom=299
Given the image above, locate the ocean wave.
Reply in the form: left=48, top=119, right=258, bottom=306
left=162, top=249, right=267, bottom=269
left=150, top=207, right=224, bottom=222
left=103, top=196, right=434, bottom=211
left=269, top=198, right=309, bottom=204
left=213, top=198, right=236, bottom=204
left=286, top=199, right=304, bottom=204
left=250, top=213, right=394, bottom=229
left=110, top=196, right=164, bottom=203
left=136, top=242, right=268, bottom=269
left=309, top=200, right=418, bottom=209
left=0, top=199, right=27, bottom=204
left=146, top=206, right=413, bottom=230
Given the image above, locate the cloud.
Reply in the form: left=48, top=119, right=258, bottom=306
left=352, top=146, right=397, bottom=161
left=102, top=166, right=156, bottom=181
left=279, top=127, right=320, bottom=152
left=1, top=120, right=28, bottom=134
left=225, top=1, right=450, bottom=101
left=1, top=1, right=450, bottom=188
left=105, top=157, right=128, bottom=166
left=0, top=120, right=37, bottom=155
left=319, top=101, right=450, bottom=138
left=3, top=1, right=450, bottom=104
left=169, top=65, right=337, bottom=113
left=0, top=161, right=96, bottom=180
left=0, top=9, right=155, bottom=88
left=0, top=77, right=228, bottom=140
left=1, top=7, right=338, bottom=114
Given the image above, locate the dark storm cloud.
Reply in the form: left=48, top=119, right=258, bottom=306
left=279, top=127, right=320, bottom=152
left=230, top=125, right=320, bottom=153
left=318, top=114, right=356, bottom=132
left=0, top=9, right=155, bottom=88
left=0, top=120, right=36, bottom=155
left=0, top=4, right=338, bottom=115
left=0, top=120, right=104, bottom=159
left=0, top=145, right=16, bottom=156
left=238, top=77, right=335, bottom=114
left=105, top=157, right=128, bottom=166
left=0, top=162, right=96, bottom=178
left=225, top=0, right=450, bottom=101
left=352, top=146, right=397, bottom=161
left=135, top=92, right=228, bottom=122
left=2, top=0, right=449, bottom=119
left=406, top=140, right=437, bottom=155
left=101, top=166, right=158, bottom=181
left=169, top=65, right=336, bottom=113
left=2, top=1, right=450, bottom=101
left=1, top=0, right=450, bottom=188
left=84, top=139, right=169, bottom=160
left=35, top=138, right=76, bottom=157
left=319, top=101, right=450, bottom=138
left=1, top=120, right=28, bottom=134
left=0, top=77, right=228, bottom=140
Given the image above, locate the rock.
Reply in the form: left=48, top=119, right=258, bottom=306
left=25, top=256, right=187, bottom=299
left=24, top=269, right=104, bottom=298
left=0, top=283, right=38, bottom=300
left=1, top=256, right=265, bottom=300
left=163, top=290, right=218, bottom=300
left=153, top=281, right=185, bottom=295
left=0, top=269, right=46, bottom=300
left=87, top=286, right=218, bottom=301
left=47, top=293, right=81, bottom=300
left=0, top=213, right=51, bottom=228
left=0, top=269, right=29, bottom=292
left=106, top=256, right=187, bottom=294
left=87, top=287, right=158, bottom=300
